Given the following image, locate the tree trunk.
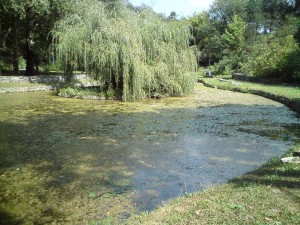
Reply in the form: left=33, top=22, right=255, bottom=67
left=1, top=21, right=11, bottom=76
left=65, top=63, right=73, bottom=82
left=12, top=18, right=19, bottom=75
left=0, top=19, right=2, bottom=76
left=25, top=39, right=35, bottom=76
left=25, top=8, right=35, bottom=76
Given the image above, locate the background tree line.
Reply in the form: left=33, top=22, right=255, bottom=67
left=189, top=0, right=300, bottom=81
left=1, top=0, right=300, bottom=82
left=0, top=0, right=64, bottom=75
left=0, top=0, right=125, bottom=76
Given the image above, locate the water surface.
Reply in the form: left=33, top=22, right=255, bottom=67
left=0, top=85, right=299, bottom=224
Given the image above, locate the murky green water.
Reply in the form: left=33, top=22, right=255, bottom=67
left=0, top=84, right=299, bottom=224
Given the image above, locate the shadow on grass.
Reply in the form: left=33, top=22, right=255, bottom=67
left=0, top=210, right=22, bottom=225
left=230, top=159, right=300, bottom=189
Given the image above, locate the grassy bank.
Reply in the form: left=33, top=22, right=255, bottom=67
left=124, top=146, right=300, bottom=225
left=200, top=77, right=300, bottom=113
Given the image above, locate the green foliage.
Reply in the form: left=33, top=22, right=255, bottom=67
left=295, top=25, right=300, bottom=44
left=246, top=0, right=263, bottom=23
left=53, top=0, right=197, bottom=101
left=209, top=0, right=248, bottom=24
left=242, top=17, right=299, bottom=80
left=223, top=15, right=246, bottom=52
left=284, top=49, right=300, bottom=80
left=0, top=0, right=62, bottom=75
left=189, top=12, right=224, bottom=65
left=1, top=0, right=50, bottom=19
left=261, top=0, right=295, bottom=32
left=242, top=35, right=296, bottom=77
left=41, top=63, right=62, bottom=73
left=189, top=0, right=299, bottom=80
left=220, top=15, right=247, bottom=71
left=210, top=64, right=231, bottom=76
left=58, top=86, right=121, bottom=99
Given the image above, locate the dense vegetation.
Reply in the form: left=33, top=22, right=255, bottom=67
left=189, top=0, right=300, bottom=81
left=0, top=0, right=65, bottom=75
left=1, top=0, right=299, bottom=100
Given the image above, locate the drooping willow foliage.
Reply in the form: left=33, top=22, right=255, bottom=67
left=52, top=0, right=197, bottom=101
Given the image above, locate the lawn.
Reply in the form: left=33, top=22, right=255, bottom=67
left=200, top=77, right=300, bottom=113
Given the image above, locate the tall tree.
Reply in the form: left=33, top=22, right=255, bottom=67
left=22, top=0, right=50, bottom=75
left=0, top=0, right=24, bottom=74
left=189, top=12, right=224, bottom=65
left=222, top=15, right=246, bottom=70
left=209, top=0, right=248, bottom=27
left=52, top=0, right=197, bottom=101
left=261, top=0, right=295, bottom=33
left=0, top=0, right=62, bottom=75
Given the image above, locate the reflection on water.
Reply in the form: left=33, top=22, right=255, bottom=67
left=0, top=85, right=299, bottom=224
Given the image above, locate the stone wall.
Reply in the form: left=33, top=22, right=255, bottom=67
left=0, top=74, right=87, bottom=83
left=0, top=86, right=56, bottom=93
left=232, top=73, right=251, bottom=81
left=0, top=74, right=88, bottom=93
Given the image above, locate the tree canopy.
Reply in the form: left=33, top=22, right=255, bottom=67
left=189, top=0, right=300, bottom=80
left=52, top=0, right=197, bottom=101
left=0, top=0, right=62, bottom=75
left=1, top=0, right=300, bottom=85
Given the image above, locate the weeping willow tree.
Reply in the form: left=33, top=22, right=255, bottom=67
left=52, top=0, right=197, bottom=101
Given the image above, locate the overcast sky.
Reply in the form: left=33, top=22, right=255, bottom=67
left=129, top=0, right=214, bottom=18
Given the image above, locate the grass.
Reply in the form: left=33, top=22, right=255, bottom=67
left=201, top=77, right=300, bottom=98
left=125, top=145, right=300, bottom=225
left=200, top=77, right=300, bottom=113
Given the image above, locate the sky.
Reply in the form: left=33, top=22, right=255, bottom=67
left=129, top=0, right=215, bottom=18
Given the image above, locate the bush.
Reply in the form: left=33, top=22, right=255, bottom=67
left=241, top=17, right=300, bottom=81
left=41, top=63, right=62, bottom=72
left=242, top=35, right=299, bottom=80
left=283, top=49, right=300, bottom=80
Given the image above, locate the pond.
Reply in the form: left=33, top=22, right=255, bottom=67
left=0, top=84, right=299, bottom=224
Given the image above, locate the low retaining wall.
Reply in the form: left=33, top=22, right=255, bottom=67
left=232, top=73, right=251, bottom=81
left=0, top=74, right=88, bottom=93
left=0, top=74, right=87, bottom=83
left=0, top=86, right=56, bottom=93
